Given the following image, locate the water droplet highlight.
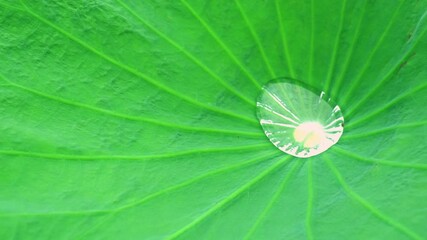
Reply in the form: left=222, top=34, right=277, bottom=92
left=257, top=79, right=344, bottom=158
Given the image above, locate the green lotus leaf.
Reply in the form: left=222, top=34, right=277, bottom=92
left=0, top=0, right=426, bottom=239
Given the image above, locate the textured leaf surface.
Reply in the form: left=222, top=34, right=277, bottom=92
left=0, top=0, right=426, bottom=239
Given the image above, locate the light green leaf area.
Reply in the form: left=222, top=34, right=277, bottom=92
left=0, top=0, right=426, bottom=239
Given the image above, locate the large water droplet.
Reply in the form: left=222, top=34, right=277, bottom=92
left=257, top=79, right=344, bottom=158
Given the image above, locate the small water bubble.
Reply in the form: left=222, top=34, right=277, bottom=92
left=257, top=79, right=344, bottom=158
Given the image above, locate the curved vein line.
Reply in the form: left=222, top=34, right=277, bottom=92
left=0, top=143, right=273, bottom=161
left=308, top=0, right=315, bottom=86
left=324, top=0, right=347, bottom=93
left=0, top=74, right=262, bottom=137
left=306, top=160, right=314, bottom=240
left=179, top=0, right=262, bottom=89
left=243, top=160, right=301, bottom=240
left=275, top=0, right=295, bottom=77
left=346, top=82, right=427, bottom=128
left=74, top=212, right=117, bottom=240
left=345, top=11, right=427, bottom=117
left=110, top=152, right=281, bottom=213
left=341, top=1, right=404, bottom=105
left=0, top=151, right=281, bottom=218
left=0, top=1, right=24, bottom=11
left=308, top=0, right=316, bottom=117
left=332, top=0, right=368, bottom=98
left=343, top=121, right=427, bottom=139
left=19, top=0, right=257, bottom=124
left=331, top=147, right=427, bottom=170
left=0, top=203, right=102, bottom=218
left=324, top=157, right=423, bottom=240
left=114, top=0, right=255, bottom=107
left=234, top=0, right=276, bottom=78
left=167, top=156, right=291, bottom=240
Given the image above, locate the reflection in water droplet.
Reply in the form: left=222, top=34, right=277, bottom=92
left=257, top=79, right=344, bottom=158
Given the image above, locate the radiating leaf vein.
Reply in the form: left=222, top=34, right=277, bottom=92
left=345, top=11, right=427, bottom=118
left=179, top=0, right=262, bottom=89
left=243, top=160, right=301, bottom=239
left=324, top=0, right=347, bottom=93
left=332, top=0, right=368, bottom=98
left=19, top=0, right=257, bottom=124
left=347, top=82, right=427, bottom=128
left=324, top=157, right=423, bottom=240
left=274, top=0, right=296, bottom=77
left=0, top=74, right=261, bottom=136
left=0, top=143, right=273, bottom=161
left=343, top=121, right=427, bottom=139
left=114, top=0, right=256, bottom=107
left=306, top=160, right=314, bottom=240
left=341, top=1, right=405, bottom=105
left=0, top=152, right=280, bottom=218
left=332, top=147, right=427, bottom=170
left=234, top=0, right=276, bottom=78
left=167, top=156, right=291, bottom=240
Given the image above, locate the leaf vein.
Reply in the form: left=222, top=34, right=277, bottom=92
left=167, top=155, right=291, bottom=239
left=274, top=0, right=296, bottom=77
left=347, top=82, right=427, bottom=128
left=0, top=74, right=261, bottom=136
left=341, top=1, right=405, bottom=105
left=234, top=0, right=276, bottom=78
left=324, top=157, right=423, bottom=240
left=114, top=0, right=256, bottom=107
left=243, top=160, right=301, bottom=239
left=19, top=0, right=257, bottom=124
left=0, top=143, right=273, bottom=161
left=345, top=11, right=427, bottom=117
left=343, top=121, right=427, bottom=139
left=0, top=151, right=280, bottom=218
left=332, top=0, right=368, bottom=97
left=179, top=0, right=262, bottom=89
left=306, top=160, right=314, bottom=240
left=332, top=147, right=427, bottom=170
left=324, top=0, right=347, bottom=93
